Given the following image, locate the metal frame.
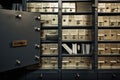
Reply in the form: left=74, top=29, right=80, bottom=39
left=0, top=0, right=120, bottom=80
left=12, top=0, right=120, bottom=74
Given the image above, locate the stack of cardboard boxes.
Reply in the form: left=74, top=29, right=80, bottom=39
left=41, top=15, right=92, bottom=26
left=27, top=2, right=58, bottom=12
left=98, top=57, right=120, bottom=69
left=62, top=57, right=92, bottom=69
left=98, top=29, right=120, bottom=40
left=98, top=16, right=120, bottom=27
left=62, top=29, right=92, bottom=40
left=62, top=3, right=75, bottom=12
left=41, top=30, right=58, bottom=40
left=98, top=43, right=120, bottom=55
left=98, top=2, right=120, bottom=70
left=41, top=15, right=58, bottom=26
left=27, top=2, right=92, bottom=12
left=62, top=15, right=92, bottom=26
left=98, top=3, right=120, bottom=13
left=40, top=57, right=58, bottom=69
left=41, top=44, right=58, bottom=55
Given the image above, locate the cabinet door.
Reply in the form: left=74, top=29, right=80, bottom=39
left=98, top=72, right=120, bottom=80
left=0, top=9, right=40, bottom=72
left=26, top=71, right=59, bottom=80
left=62, top=71, right=96, bottom=80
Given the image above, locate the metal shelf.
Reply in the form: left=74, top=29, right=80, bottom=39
left=27, top=0, right=58, bottom=2
left=98, top=41, right=120, bottom=43
left=41, top=40, right=58, bottom=43
left=98, top=0, right=120, bottom=3
left=62, top=69, right=93, bottom=72
left=62, top=54, right=92, bottom=57
left=98, top=69, right=120, bottom=73
left=40, top=55, right=58, bottom=57
left=98, top=54, right=120, bottom=57
left=29, top=12, right=58, bottom=14
left=98, top=27, right=120, bottom=29
left=62, top=40, right=93, bottom=43
left=40, top=12, right=58, bottom=14
left=62, top=26, right=93, bottom=29
left=62, top=0, right=92, bottom=2
left=62, top=12, right=93, bottom=15
left=98, top=13, right=120, bottom=16
left=41, top=26, right=58, bottom=30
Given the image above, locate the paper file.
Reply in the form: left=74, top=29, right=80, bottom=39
left=77, top=44, right=80, bottom=51
left=62, top=44, right=72, bottom=54
left=72, top=44, right=77, bottom=54
left=86, top=44, right=90, bottom=54
left=82, top=44, right=85, bottom=54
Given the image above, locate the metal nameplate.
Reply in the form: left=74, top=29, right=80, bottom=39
left=12, top=40, right=28, bottom=47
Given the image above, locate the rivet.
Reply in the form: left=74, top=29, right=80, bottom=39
left=35, top=55, right=40, bottom=60
left=35, top=44, right=40, bottom=48
left=36, top=16, right=41, bottom=20
left=16, top=59, right=21, bottom=64
left=16, top=14, right=22, bottom=18
left=34, top=27, right=40, bottom=31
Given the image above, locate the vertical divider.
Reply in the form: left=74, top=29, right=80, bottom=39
left=94, top=0, right=98, bottom=71
left=58, top=0, right=62, bottom=80
left=92, top=0, right=98, bottom=79
left=22, top=0, right=27, bottom=11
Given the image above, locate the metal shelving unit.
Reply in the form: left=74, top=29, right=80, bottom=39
left=24, top=0, right=96, bottom=80
left=97, top=0, right=120, bottom=79
left=0, top=0, right=120, bottom=80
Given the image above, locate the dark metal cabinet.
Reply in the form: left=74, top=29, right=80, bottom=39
left=62, top=70, right=97, bottom=80
left=98, top=72, right=120, bottom=80
left=0, top=9, right=40, bottom=72
left=0, top=69, right=26, bottom=80
left=26, top=70, right=59, bottom=80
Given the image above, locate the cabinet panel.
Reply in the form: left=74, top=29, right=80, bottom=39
left=62, top=72, right=96, bottom=80
left=0, top=9, right=40, bottom=72
left=26, top=71, right=59, bottom=80
left=98, top=73, right=120, bottom=80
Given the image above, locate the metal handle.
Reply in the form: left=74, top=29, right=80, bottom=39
left=98, top=61, right=105, bottom=64
left=16, top=14, right=22, bottom=18
left=36, top=16, right=41, bottom=20
left=40, top=73, right=43, bottom=79
left=34, top=27, right=40, bottom=31
left=75, top=73, right=80, bottom=80
left=117, top=60, right=120, bottom=63
left=112, top=73, right=116, bottom=78
left=35, top=44, right=40, bottom=49
left=35, top=55, right=40, bottom=60
left=110, top=61, right=117, bottom=64
left=16, top=59, right=21, bottom=65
